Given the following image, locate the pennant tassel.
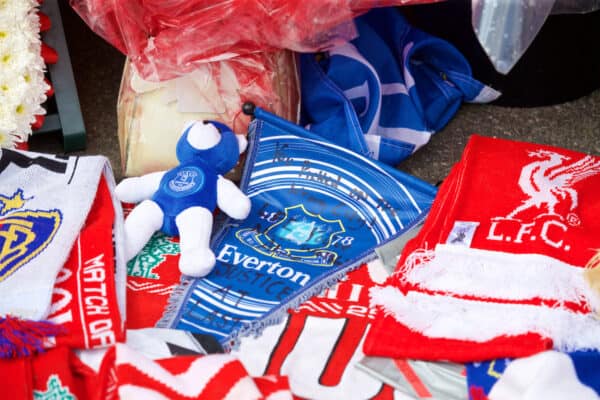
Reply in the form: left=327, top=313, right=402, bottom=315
left=0, top=316, right=64, bottom=358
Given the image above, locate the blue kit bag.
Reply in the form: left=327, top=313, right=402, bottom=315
left=158, top=108, right=436, bottom=347
left=301, top=7, right=499, bottom=166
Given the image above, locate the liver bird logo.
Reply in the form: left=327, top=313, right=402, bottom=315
left=507, top=149, right=600, bottom=219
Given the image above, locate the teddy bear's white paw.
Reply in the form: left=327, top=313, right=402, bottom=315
left=179, top=247, right=217, bottom=277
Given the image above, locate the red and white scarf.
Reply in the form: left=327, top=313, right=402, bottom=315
left=47, top=177, right=125, bottom=349
left=99, top=344, right=292, bottom=400
left=364, top=135, right=600, bottom=362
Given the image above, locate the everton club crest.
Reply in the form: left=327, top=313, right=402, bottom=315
left=0, top=189, right=62, bottom=282
left=168, top=167, right=205, bottom=194
left=236, top=204, right=345, bottom=266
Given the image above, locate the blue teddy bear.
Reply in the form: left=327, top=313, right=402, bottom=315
left=115, top=121, right=251, bottom=277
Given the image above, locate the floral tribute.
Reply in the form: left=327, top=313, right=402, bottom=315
left=0, top=0, right=50, bottom=148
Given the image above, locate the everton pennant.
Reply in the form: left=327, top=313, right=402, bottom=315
left=236, top=204, right=345, bottom=267
left=159, top=108, right=436, bottom=346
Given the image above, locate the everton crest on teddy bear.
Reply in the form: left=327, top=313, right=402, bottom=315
left=115, top=121, right=251, bottom=277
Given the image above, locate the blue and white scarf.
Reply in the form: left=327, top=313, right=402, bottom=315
left=301, top=7, right=500, bottom=166
left=158, top=108, right=436, bottom=346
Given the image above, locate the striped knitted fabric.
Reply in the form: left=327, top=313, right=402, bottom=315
left=101, top=344, right=291, bottom=400
left=364, top=135, right=600, bottom=362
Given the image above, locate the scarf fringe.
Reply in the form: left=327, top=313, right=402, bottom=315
left=370, top=286, right=600, bottom=352
left=402, top=244, right=600, bottom=310
left=0, top=315, right=64, bottom=358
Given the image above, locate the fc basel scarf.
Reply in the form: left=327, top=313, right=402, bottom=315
left=0, top=149, right=126, bottom=322
left=364, top=135, right=600, bottom=362
left=158, top=108, right=436, bottom=346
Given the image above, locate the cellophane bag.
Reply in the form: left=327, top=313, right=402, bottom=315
left=117, top=50, right=299, bottom=178
left=70, top=0, right=439, bottom=81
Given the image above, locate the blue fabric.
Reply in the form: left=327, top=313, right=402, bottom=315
left=154, top=120, right=237, bottom=236
left=301, top=7, right=498, bottom=166
left=466, top=358, right=511, bottom=398
left=466, top=351, right=600, bottom=398
left=161, top=108, right=436, bottom=345
left=176, top=121, right=239, bottom=175
left=152, top=160, right=218, bottom=236
left=571, top=351, right=600, bottom=394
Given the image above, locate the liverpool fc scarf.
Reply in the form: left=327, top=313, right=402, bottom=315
left=364, top=135, right=600, bottom=362
left=0, top=149, right=126, bottom=323
left=158, top=108, right=436, bottom=347
left=46, top=177, right=125, bottom=349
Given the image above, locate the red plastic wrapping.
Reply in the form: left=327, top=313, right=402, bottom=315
left=70, top=0, right=438, bottom=81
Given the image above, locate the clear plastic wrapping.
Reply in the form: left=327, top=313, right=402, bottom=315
left=472, top=0, right=600, bottom=74
left=117, top=50, right=299, bottom=177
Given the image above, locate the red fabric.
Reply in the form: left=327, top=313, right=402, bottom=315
left=14, top=141, right=29, bottom=150
left=0, top=356, right=31, bottom=398
left=105, top=344, right=280, bottom=399
left=32, top=347, right=78, bottom=397
left=47, top=177, right=124, bottom=349
left=44, top=78, right=54, bottom=97
left=125, top=238, right=181, bottom=328
left=400, top=135, right=600, bottom=267
left=364, top=314, right=552, bottom=363
left=124, top=202, right=181, bottom=329
left=41, top=43, right=58, bottom=64
left=96, top=346, right=118, bottom=400
left=31, top=114, right=45, bottom=130
left=0, top=347, right=101, bottom=400
left=69, top=351, right=105, bottom=400
left=364, top=135, right=600, bottom=362
left=253, top=375, right=293, bottom=398
left=38, top=12, right=51, bottom=32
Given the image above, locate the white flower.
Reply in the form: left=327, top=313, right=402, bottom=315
left=0, top=0, right=48, bottom=148
left=0, top=129, right=19, bottom=148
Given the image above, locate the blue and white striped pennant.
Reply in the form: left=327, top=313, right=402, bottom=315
left=159, top=108, right=436, bottom=346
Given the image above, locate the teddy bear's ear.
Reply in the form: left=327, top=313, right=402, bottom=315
left=186, top=121, right=221, bottom=150
left=236, top=135, right=248, bottom=154
left=182, top=120, right=196, bottom=132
